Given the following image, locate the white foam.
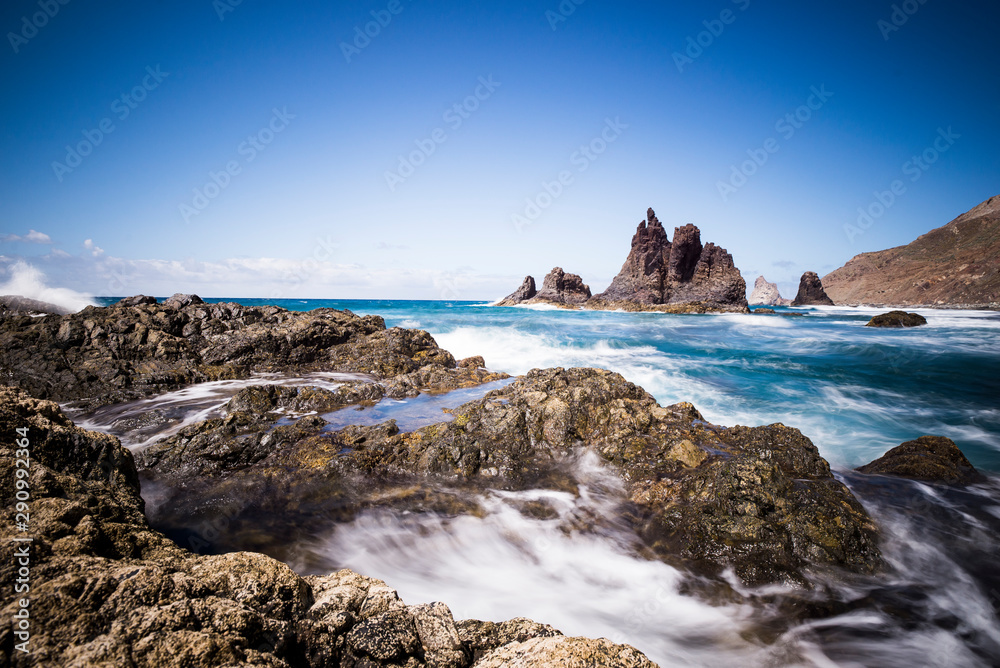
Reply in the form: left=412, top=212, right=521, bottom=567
left=0, top=261, right=96, bottom=313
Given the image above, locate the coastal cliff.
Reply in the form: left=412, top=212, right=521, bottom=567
left=823, top=194, right=1000, bottom=307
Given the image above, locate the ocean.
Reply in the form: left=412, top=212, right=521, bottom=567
left=89, top=297, right=1000, bottom=666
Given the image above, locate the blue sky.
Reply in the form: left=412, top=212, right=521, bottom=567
left=1, top=0, right=998, bottom=302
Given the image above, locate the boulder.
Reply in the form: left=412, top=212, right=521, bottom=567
left=865, top=310, right=928, bottom=328
left=589, top=208, right=747, bottom=312
left=162, top=293, right=205, bottom=309
left=790, top=272, right=835, bottom=306
left=856, top=436, right=986, bottom=485
left=114, top=295, right=158, bottom=307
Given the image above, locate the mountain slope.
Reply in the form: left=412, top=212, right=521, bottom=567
left=823, top=195, right=1000, bottom=306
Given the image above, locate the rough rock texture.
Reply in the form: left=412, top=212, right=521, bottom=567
left=856, top=436, right=986, bottom=485
left=497, top=269, right=591, bottom=308
left=496, top=277, right=536, bottom=306
left=865, top=310, right=928, bottom=328
left=114, top=295, right=158, bottom=307
left=472, top=636, right=657, bottom=668
left=823, top=194, right=1000, bottom=307
left=0, top=386, right=655, bottom=667
left=748, top=276, right=791, bottom=306
left=0, top=297, right=474, bottom=410
left=588, top=208, right=748, bottom=312
left=0, top=294, right=72, bottom=316
left=139, top=367, right=882, bottom=586
left=790, top=272, right=835, bottom=306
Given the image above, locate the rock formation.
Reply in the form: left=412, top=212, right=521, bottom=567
left=0, top=385, right=655, bottom=667
left=0, top=294, right=71, bottom=316
left=823, top=194, right=1000, bottom=307
left=497, top=268, right=590, bottom=308
left=856, top=436, right=986, bottom=485
left=137, top=366, right=883, bottom=587
left=865, top=311, right=927, bottom=328
left=0, top=296, right=491, bottom=410
left=790, top=271, right=835, bottom=306
left=748, top=276, right=790, bottom=306
left=588, top=208, right=747, bottom=312
left=496, top=276, right=536, bottom=306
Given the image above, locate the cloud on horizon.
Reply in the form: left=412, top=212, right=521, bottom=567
left=1, top=230, right=52, bottom=244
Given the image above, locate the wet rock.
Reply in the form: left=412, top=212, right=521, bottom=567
left=138, top=367, right=882, bottom=586
left=752, top=308, right=776, bottom=314
left=791, top=272, right=835, bottom=306
left=0, top=385, right=658, bottom=667
left=856, top=435, right=986, bottom=485
left=496, top=276, right=537, bottom=306
left=472, top=636, right=657, bottom=668
left=0, top=299, right=465, bottom=410
left=0, top=294, right=72, bottom=315
left=457, top=618, right=562, bottom=663
left=115, top=295, right=158, bottom=307
left=589, top=208, right=748, bottom=312
left=865, top=310, right=928, bottom=328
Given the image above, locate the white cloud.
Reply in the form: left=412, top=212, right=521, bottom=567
left=1, top=229, right=52, bottom=244
left=83, top=239, right=105, bottom=257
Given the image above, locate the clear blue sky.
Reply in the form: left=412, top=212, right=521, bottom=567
left=1, top=0, right=998, bottom=301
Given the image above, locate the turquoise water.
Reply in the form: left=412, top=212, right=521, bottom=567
left=98, top=297, right=1000, bottom=472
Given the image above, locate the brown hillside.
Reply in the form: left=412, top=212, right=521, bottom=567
left=823, top=195, right=1000, bottom=306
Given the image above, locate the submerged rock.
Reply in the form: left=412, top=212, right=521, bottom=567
left=790, top=272, right=835, bottom=306
left=0, top=385, right=655, bottom=667
left=865, top=310, right=928, bottom=328
left=588, top=208, right=748, bottom=312
left=856, top=435, right=986, bottom=485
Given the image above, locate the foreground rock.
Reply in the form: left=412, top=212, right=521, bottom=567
left=139, top=367, right=882, bottom=586
left=588, top=208, right=748, bottom=312
left=865, top=310, right=927, bottom=328
left=824, top=194, right=1000, bottom=307
left=790, top=272, right=835, bottom=306
left=0, top=386, right=655, bottom=667
left=0, top=294, right=72, bottom=316
left=748, top=276, right=791, bottom=306
left=497, top=268, right=591, bottom=308
left=856, top=436, right=986, bottom=485
left=0, top=296, right=494, bottom=410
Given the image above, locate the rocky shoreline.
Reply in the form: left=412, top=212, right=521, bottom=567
left=0, top=296, right=991, bottom=666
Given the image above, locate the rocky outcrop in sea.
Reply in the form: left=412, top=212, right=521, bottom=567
left=748, top=276, right=790, bottom=306
left=857, top=436, right=985, bottom=485
left=497, top=268, right=591, bottom=308
left=588, top=208, right=748, bottom=312
left=790, top=271, right=835, bottom=306
left=0, top=294, right=72, bottom=316
left=865, top=310, right=927, bottom=328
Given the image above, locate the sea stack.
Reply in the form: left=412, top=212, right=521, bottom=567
left=497, top=268, right=591, bottom=307
left=588, top=208, right=747, bottom=312
left=748, top=276, right=791, bottom=306
left=791, top=271, right=835, bottom=306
